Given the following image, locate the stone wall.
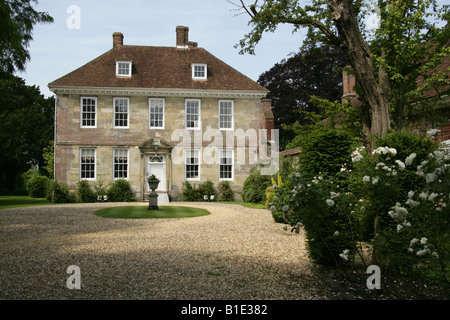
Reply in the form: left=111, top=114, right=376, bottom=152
left=54, top=93, right=270, bottom=201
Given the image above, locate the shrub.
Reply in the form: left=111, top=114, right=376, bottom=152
left=182, top=181, right=197, bottom=201
left=46, top=181, right=75, bottom=203
left=93, top=180, right=108, bottom=198
left=218, top=181, right=234, bottom=201
left=199, top=180, right=216, bottom=200
left=242, top=171, right=272, bottom=203
left=107, top=179, right=135, bottom=202
left=76, top=180, right=96, bottom=203
left=270, top=129, right=449, bottom=288
left=265, top=185, right=275, bottom=208
left=349, top=135, right=448, bottom=283
left=26, top=175, right=50, bottom=198
left=270, top=171, right=359, bottom=267
left=298, top=129, right=353, bottom=180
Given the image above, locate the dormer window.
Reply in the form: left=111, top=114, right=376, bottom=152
left=192, top=63, right=207, bottom=80
left=116, top=61, right=132, bottom=77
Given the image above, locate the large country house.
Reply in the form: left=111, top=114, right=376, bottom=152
left=48, top=26, right=274, bottom=201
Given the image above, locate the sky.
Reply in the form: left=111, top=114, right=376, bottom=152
left=18, top=0, right=308, bottom=98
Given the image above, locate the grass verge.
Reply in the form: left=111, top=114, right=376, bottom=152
left=94, top=205, right=211, bottom=219
left=0, top=196, right=50, bottom=210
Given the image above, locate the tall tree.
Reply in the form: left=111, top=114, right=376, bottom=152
left=257, top=44, right=348, bottom=149
left=0, top=0, right=53, bottom=76
left=0, top=75, right=54, bottom=192
left=233, top=0, right=449, bottom=145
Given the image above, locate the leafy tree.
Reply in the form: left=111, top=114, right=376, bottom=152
left=257, top=44, right=348, bottom=149
left=42, top=140, right=54, bottom=178
left=0, top=75, right=54, bottom=192
left=233, top=0, right=449, bottom=145
left=0, top=0, right=53, bottom=76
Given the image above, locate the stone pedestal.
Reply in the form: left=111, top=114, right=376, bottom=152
left=147, top=179, right=160, bottom=210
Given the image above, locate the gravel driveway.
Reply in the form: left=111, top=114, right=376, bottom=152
left=0, top=202, right=332, bottom=300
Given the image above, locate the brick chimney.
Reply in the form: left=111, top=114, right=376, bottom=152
left=176, top=26, right=189, bottom=48
left=261, top=99, right=274, bottom=140
left=113, top=32, right=124, bottom=48
left=342, top=66, right=361, bottom=106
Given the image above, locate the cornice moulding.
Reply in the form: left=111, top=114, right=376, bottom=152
left=48, top=86, right=268, bottom=98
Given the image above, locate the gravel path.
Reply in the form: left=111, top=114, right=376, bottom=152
left=0, top=202, right=330, bottom=300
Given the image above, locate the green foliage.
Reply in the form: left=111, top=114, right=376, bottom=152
left=270, top=172, right=359, bottom=267
left=42, top=140, right=54, bottom=178
left=46, top=180, right=75, bottom=204
left=350, top=131, right=437, bottom=238
left=271, top=129, right=449, bottom=286
left=257, top=44, right=348, bottom=149
left=26, top=175, right=50, bottom=198
left=242, top=171, right=272, bottom=204
left=0, top=0, right=54, bottom=75
left=199, top=180, right=216, bottom=200
left=107, top=179, right=135, bottom=202
left=182, top=181, right=198, bottom=201
left=76, top=180, right=96, bottom=203
left=182, top=180, right=218, bottom=201
left=218, top=181, right=234, bottom=201
left=93, top=180, right=108, bottom=198
left=298, top=129, right=354, bottom=180
left=265, top=185, right=275, bottom=209
left=0, top=76, right=54, bottom=192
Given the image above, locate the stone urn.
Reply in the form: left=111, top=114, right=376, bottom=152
left=147, top=175, right=160, bottom=210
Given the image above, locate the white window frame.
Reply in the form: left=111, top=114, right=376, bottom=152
left=113, top=148, right=129, bottom=180
left=80, top=148, right=96, bottom=181
left=113, top=97, right=130, bottom=129
left=116, top=61, right=132, bottom=77
left=219, top=100, right=234, bottom=130
left=149, top=98, right=165, bottom=129
left=219, top=148, right=234, bottom=181
left=185, top=99, right=201, bottom=130
left=192, top=63, right=207, bottom=80
left=185, top=148, right=201, bottom=181
left=80, top=97, right=97, bottom=128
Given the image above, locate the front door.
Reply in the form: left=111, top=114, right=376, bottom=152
left=146, top=156, right=166, bottom=192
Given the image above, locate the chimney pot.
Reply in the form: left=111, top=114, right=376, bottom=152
left=113, top=32, right=124, bottom=48
left=176, top=26, right=189, bottom=48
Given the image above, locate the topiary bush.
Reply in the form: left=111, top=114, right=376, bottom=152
left=26, top=175, right=50, bottom=198
left=107, top=179, right=135, bottom=202
left=76, top=180, right=96, bottom=203
left=242, top=170, right=272, bottom=203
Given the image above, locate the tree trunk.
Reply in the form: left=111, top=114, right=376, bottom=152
left=328, top=0, right=391, bottom=139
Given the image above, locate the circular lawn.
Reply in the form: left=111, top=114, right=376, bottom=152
left=94, top=205, right=211, bottom=219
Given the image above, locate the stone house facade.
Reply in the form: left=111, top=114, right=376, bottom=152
left=48, top=26, right=274, bottom=201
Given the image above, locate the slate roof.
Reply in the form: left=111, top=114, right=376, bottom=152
left=48, top=44, right=268, bottom=93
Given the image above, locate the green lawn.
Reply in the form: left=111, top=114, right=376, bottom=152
left=216, top=201, right=267, bottom=209
left=94, top=205, right=211, bottom=219
left=0, top=196, right=51, bottom=210
left=0, top=196, right=267, bottom=212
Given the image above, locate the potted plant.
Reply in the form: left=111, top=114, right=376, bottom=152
left=147, top=174, right=160, bottom=190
